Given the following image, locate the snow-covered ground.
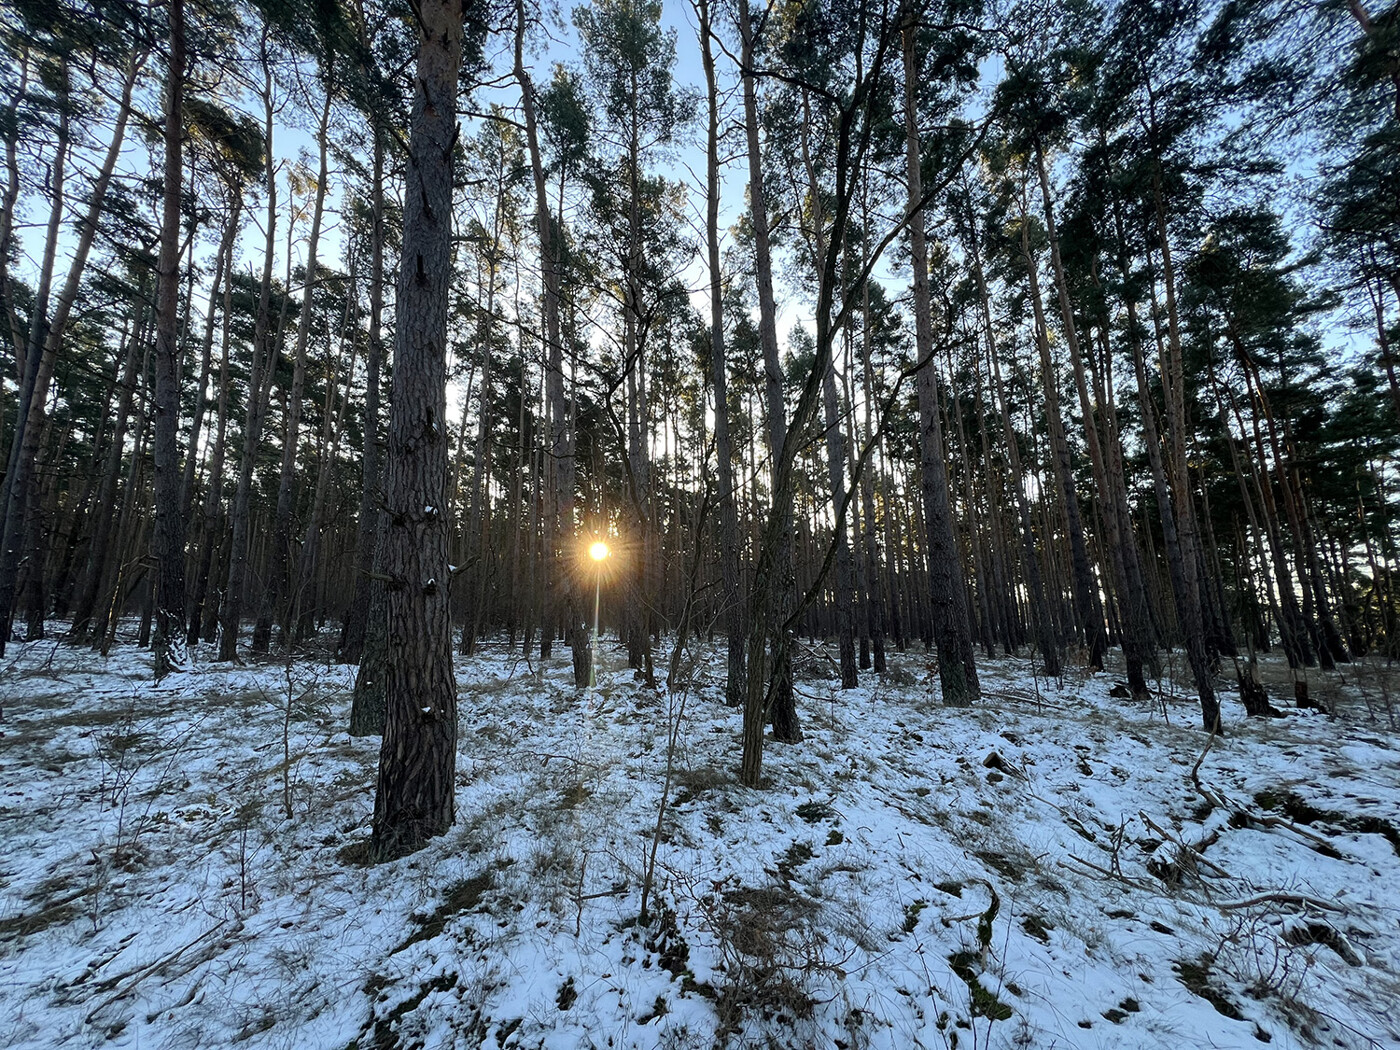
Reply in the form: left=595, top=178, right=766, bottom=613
left=2, top=630, right=1399, bottom=1049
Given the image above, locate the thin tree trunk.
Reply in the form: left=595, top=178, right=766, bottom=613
left=187, top=244, right=236, bottom=648
left=1021, top=212, right=1106, bottom=675
left=255, top=86, right=332, bottom=652
left=218, top=33, right=280, bottom=662
left=294, top=266, right=358, bottom=642
left=343, top=124, right=387, bottom=667
left=180, top=195, right=240, bottom=522
left=70, top=285, right=147, bottom=639
left=513, top=0, right=586, bottom=686
left=802, top=118, right=858, bottom=691
left=0, top=47, right=30, bottom=365
left=1090, top=307, right=1160, bottom=657
left=461, top=246, right=497, bottom=657
left=1033, top=144, right=1149, bottom=695
left=856, top=281, right=887, bottom=673
left=902, top=15, right=979, bottom=705
left=17, top=52, right=142, bottom=644
left=947, top=344, right=995, bottom=656
left=1149, top=174, right=1220, bottom=729
left=0, top=60, right=69, bottom=652
left=95, top=369, right=151, bottom=649
left=22, top=419, right=62, bottom=637
left=739, top=0, right=798, bottom=739
left=694, top=0, right=744, bottom=706
left=820, top=354, right=858, bottom=688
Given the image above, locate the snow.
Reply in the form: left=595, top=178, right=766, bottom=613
left=2, top=630, right=1399, bottom=1049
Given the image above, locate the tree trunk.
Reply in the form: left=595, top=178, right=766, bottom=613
left=0, top=61, right=69, bottom=652
left=739, top=0, right=798, bottom=739
left=1149, top=175, right=1220, bottom=729
left=513, top=0, right=586, bottom=686
left=903, top=17, right=979, bottom=705
left=255, top=86, right=332, bottom=653
left=187, top=244, right=236, bottom=648
left=180, top=196, right=239, bottom=523
left=370, top=0, right=463, bottom=859
left=1033, top=143, right=1150, bottom=695
left=0, top=47, right=30, bottom=364
left=342, top=126, right=387, bottom=666
left=151, top=0, right=189, bottom=678
left=70, top=283, right=146, bottom=639
left=820, top=354, right=858, bottom=688
left=1089, top=309, right=1160, bottom=658
left=856, top=283, right=887, bottom=673
left=695, top=0, right=745, bottom=706
left=1021, top=212, right=1106, bottom=673
left=294, top=269, right=357, bottom=643
left=349, top=536, right=389, bottom=735
left=218, top=33, right=280, bottom=662
left=462, top=207, right=502, bottom=656
left=946, top=344, right=995, bottom=656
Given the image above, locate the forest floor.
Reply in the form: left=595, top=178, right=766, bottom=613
left=2, top=630, right=1399, bottom=1050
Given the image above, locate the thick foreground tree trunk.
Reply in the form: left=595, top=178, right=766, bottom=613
left=370, top=0, right=464, bottom=860
left=151, top=0, right=189, bottom=679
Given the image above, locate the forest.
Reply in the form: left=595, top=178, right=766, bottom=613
left=3, top=0, right=1400, bottom=1046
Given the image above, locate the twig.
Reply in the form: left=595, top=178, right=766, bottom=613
left=1190, top=719, right=1225, bottom=809
left=84, top=920, right=230, bottom=1021
left=983, top=689, right=1065, bottom=711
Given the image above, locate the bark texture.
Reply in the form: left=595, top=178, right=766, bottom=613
left=151, top=0, right=189, bottom=678
left=370, top=0, right=464, bottom=859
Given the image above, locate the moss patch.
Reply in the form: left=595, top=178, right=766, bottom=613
left=795, top=801, right=835, bottom=824
left=902, top=900, right=927, bottom=934
left=1173, top=954, right=1244, bottom=1021
left=947, top=951, right=1013, bottom=1021
left=1254, top=789, right=1400, bottom=858
left=1021, top=914, right=1054, bottom=944
left=392, top=873, right=492, bottom=955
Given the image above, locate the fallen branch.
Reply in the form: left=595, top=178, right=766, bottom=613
left=1250, top=813, right=1341, bottom=851
left=84, top=919, right=232, bottom=1022
left=1190, top=722, right=1226, bottom=810
left=1216, top=892, right=1345, bottom=913
left=982, top=689, right=1065, bottom=710
left=1189, top=727, right=1346, bottom=855
left=1060, top=854, right=1154, bottom=890
left=1140, top=812, right=1232, bottom=880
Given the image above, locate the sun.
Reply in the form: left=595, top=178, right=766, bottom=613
left=589, top=541, right=610, bottom=562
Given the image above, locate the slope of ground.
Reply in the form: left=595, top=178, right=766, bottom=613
left=1, top=631, right=1398, bottom=1049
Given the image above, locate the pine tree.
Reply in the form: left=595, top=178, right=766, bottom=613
left=370, top=0, right=472, bottom=859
